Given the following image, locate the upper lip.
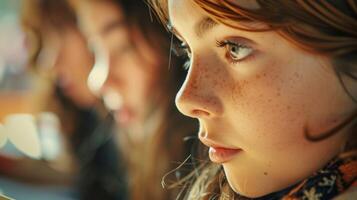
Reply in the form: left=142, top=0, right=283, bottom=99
left=199, top=136, right=240, bottom=150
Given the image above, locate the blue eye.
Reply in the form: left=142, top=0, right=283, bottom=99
left=216, top=40, right=253, bottom=64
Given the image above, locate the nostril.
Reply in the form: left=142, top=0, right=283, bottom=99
left=191, top=109, right=210, bottom=117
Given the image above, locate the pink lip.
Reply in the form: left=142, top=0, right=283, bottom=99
left=209, top=147, right=241, bottom=163
left=200, top=137, right=241, bottom=163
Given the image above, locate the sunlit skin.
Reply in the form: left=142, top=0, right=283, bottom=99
left=77, top=1, right=161, bottom=131
left=169, top=0, right=354, bottom=197
left=40, top=27, right=96, bottom=108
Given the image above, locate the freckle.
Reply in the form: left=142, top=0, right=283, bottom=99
left=287, top=106, right=291, bottom=110
left=196, top=59, right=200, bottom=67
left=277, top=92, right=281, bottom=96
left=232, top=83, right=242, bottom=102
left=256, top=74, right=261, bottom=79
left=192, top=80, right=198, bottom=89
left=264, top=172, right=268, bottom=176
left=211, top=77, right=217, bottom=85
left=263, top=73, right=267, bottom=77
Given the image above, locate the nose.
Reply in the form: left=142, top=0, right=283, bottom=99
left=175, top=56, right=223, bottom=119
left=88, top=46, right=124, bottom=111
left=87, top=46, right=110, bottom=96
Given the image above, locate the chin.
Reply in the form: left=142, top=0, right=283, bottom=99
left=227, top=177, right=269, bottom=198
left=223, top=165, right=276, bottom=198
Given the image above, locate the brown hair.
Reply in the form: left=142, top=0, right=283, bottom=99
left=21, top=0, right=78, bottom=68
left=78, top=0, right=198, bottom=199
left=148, top=0, right=357, bottom=199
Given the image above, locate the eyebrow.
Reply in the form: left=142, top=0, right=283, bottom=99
left=100, top=19, right=126, bottom=36
left=195, top=17, right=218, bottom=38
left=169, top=17, right=218, bottom=40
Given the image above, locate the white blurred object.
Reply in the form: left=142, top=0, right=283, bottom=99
left=87, top=43, right=109, bottom=96
left=37, top=112, right=63, bottom=160
left=103, top=89, right=123, bottom=111
left=3, top=114, right=41, bottom=159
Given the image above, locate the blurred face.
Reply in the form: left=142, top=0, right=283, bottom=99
left=40, top=27, right=96, bottom=108
left=78, top=1, right=160, bottom=127
left=169, top=0, right=354, bottom=197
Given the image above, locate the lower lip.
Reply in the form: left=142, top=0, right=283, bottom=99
left=209, top=147, right=241, bottom=163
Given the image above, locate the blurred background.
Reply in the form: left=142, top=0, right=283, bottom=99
left=0, top=0, right=78, bottom=199
left=0, top=0, right=34, bottom=117
left=0, top=0, right=196, bottom=200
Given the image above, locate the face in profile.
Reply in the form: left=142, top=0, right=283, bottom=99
left=39, top=27, right=96, bottom=108
left=77, top=1, right=161, bottom=127
left=169, top=0, right=354, bottom=197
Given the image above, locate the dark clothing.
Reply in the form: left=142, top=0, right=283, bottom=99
left=74, top=112, right=128, bottom=200
left=56, top=87, right=127, bottom=200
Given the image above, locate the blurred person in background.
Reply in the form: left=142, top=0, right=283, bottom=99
left=73, top=0, right=198, bottom=199
left=0, top=0, right=127, bottom=199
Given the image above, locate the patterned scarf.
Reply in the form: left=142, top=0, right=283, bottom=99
left=238, top=151, right=357, bottom=200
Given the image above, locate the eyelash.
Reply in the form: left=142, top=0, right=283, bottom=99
left=215, top=40, right=253, bottom=64
left=171, top=39, right=253, bottom=70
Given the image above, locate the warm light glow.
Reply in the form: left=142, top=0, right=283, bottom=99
left=2, top=114, right=41, bottom=159
left=37, top=112, right=62, bottom=160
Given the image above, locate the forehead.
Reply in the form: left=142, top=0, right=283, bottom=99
left=78, top=1, right=124, bottom=37
left=168, top=0, right=204, bottom=28
left=168, top=0, right=269, bottom=42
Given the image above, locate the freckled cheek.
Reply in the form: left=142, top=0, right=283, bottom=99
left=193, top=55, right=230, bottom=90
left=228, top=70, right=308, bottom=147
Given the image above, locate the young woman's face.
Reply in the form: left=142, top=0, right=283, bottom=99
left=78, top=1, right=160, bottom=127
left=40, top=27, right=96, bottom=108
left=169, top=0, right=354, bottom=197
